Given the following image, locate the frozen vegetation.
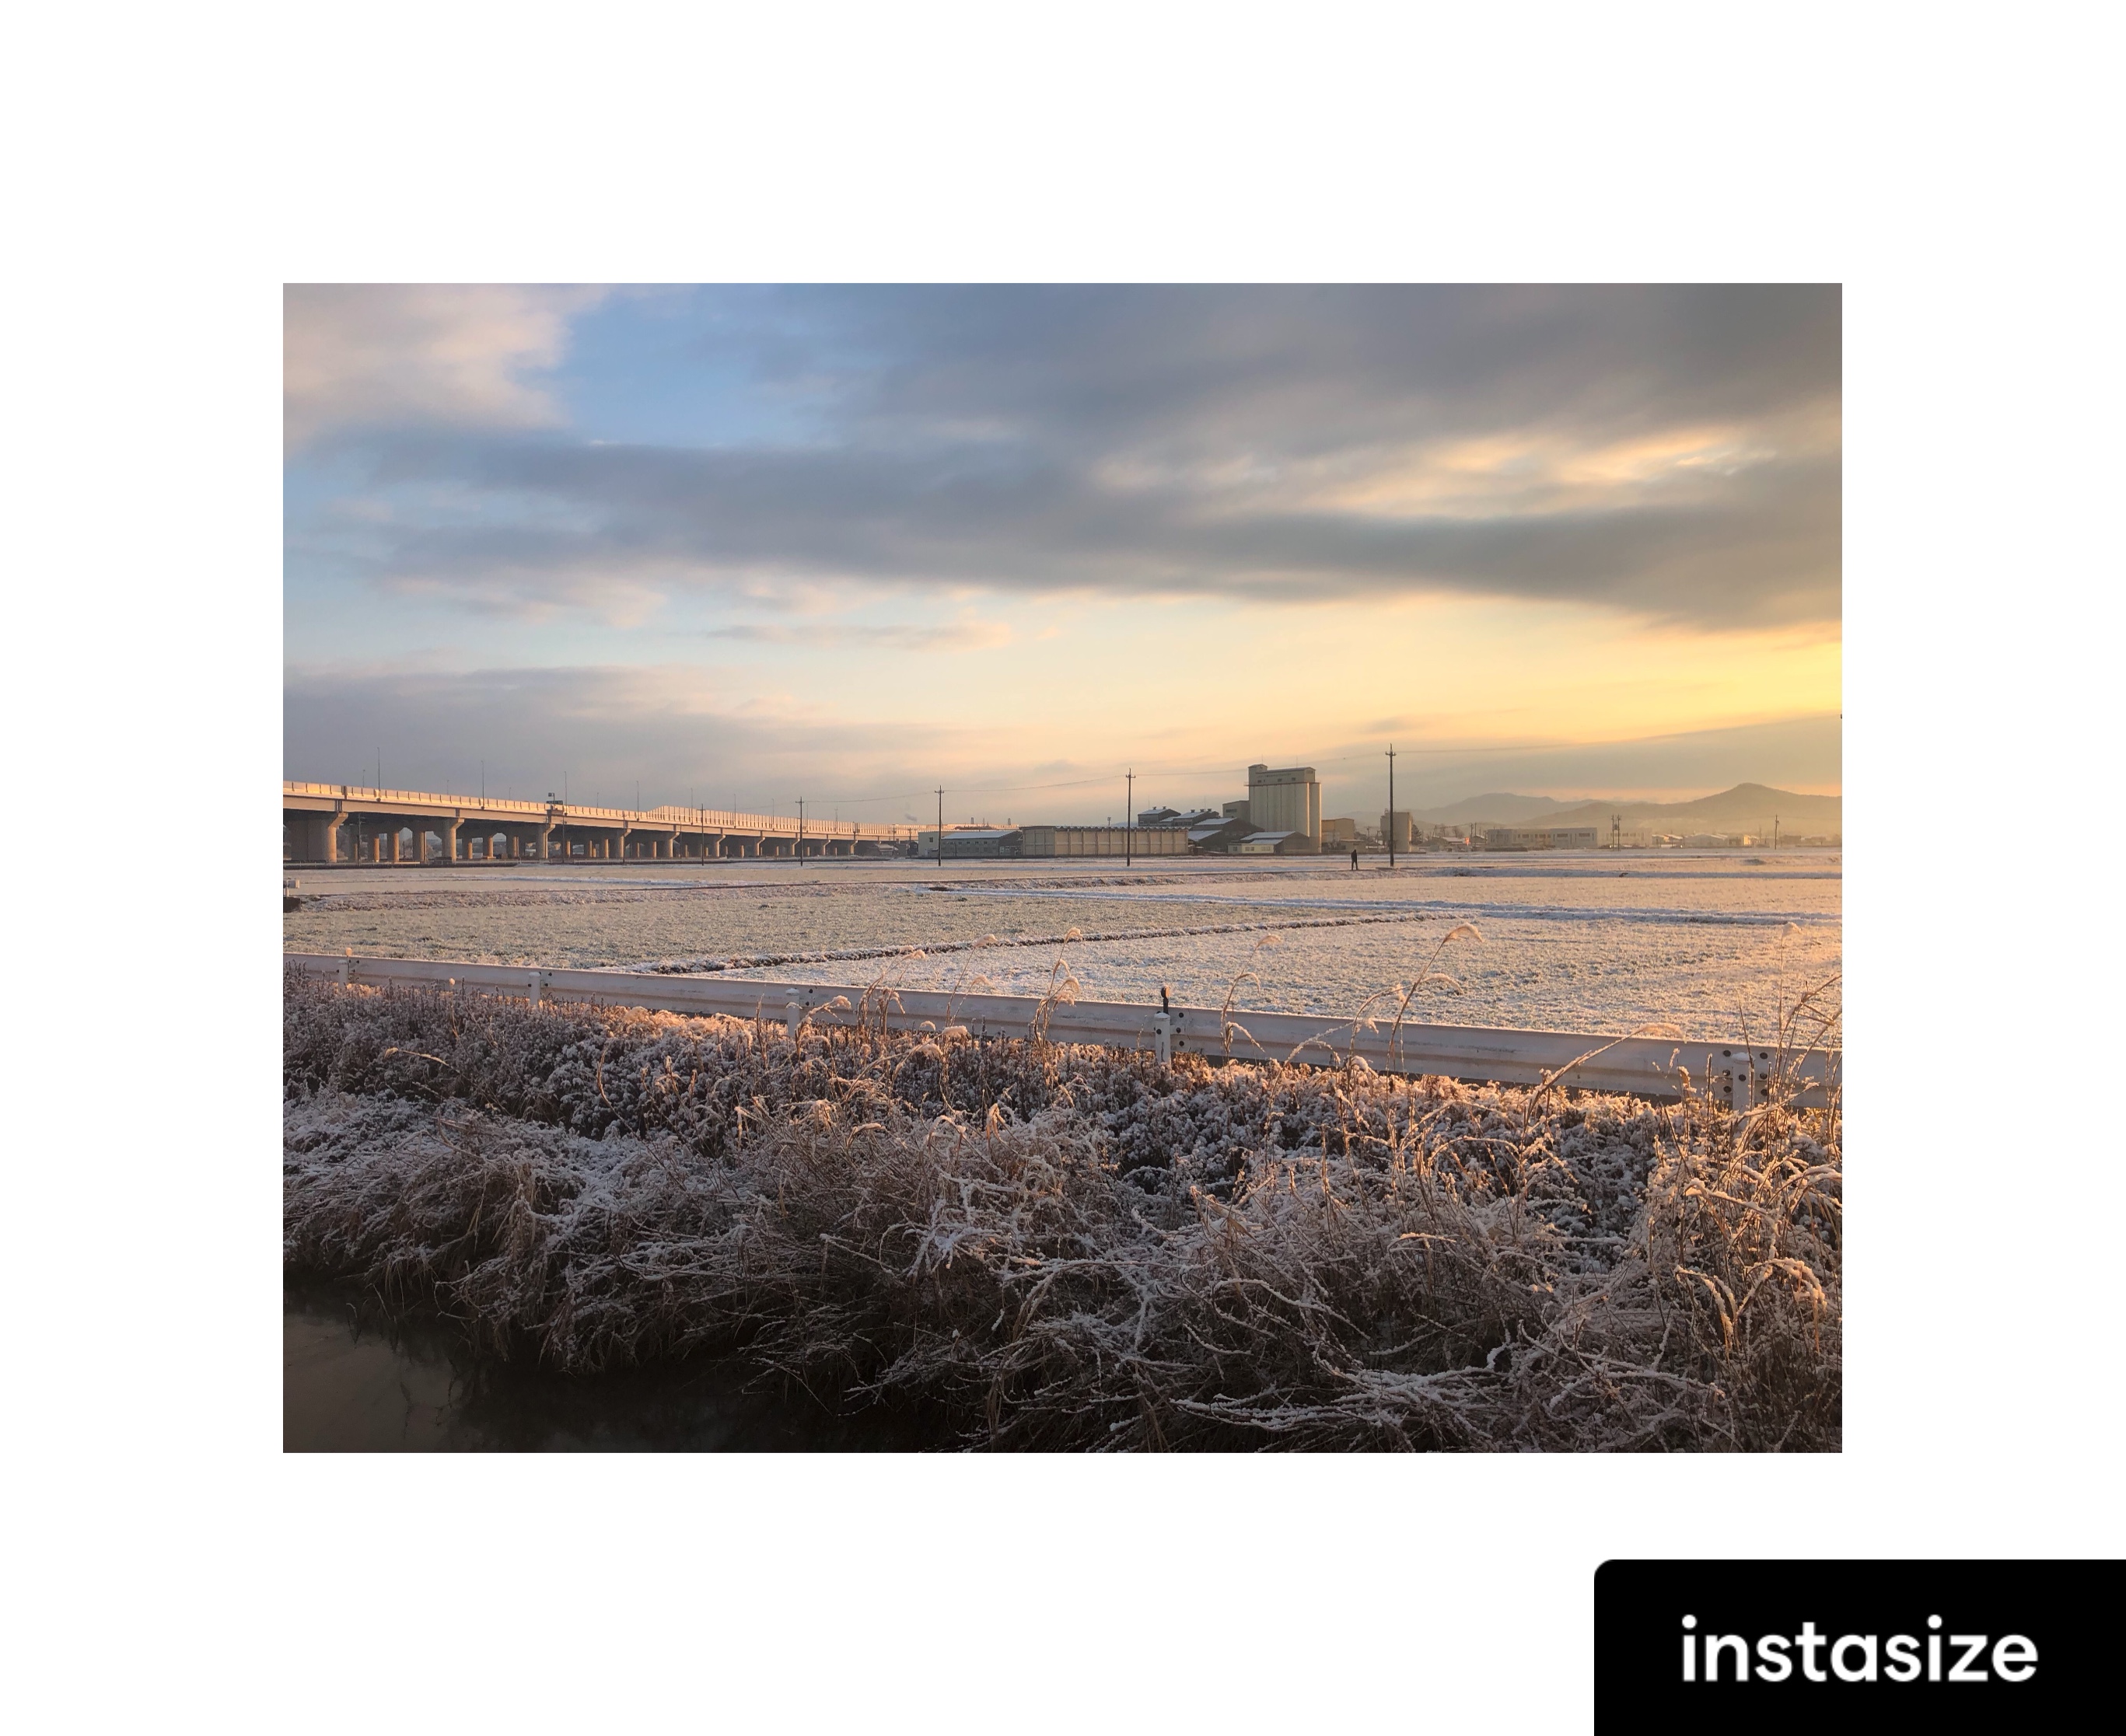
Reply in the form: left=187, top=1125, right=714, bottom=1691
left=285, top=854, right=1841, bottom=1040
left=284, top=969, right=1841, bottom=1451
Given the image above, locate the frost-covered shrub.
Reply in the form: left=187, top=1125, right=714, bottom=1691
left=284, top=970, right=1840, bottom=1451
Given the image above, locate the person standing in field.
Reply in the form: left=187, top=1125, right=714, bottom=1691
left=1351, top=848, right=1360, bottom=870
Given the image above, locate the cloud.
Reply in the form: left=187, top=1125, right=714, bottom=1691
left=285, top=285, right=604, bottom=448
left=1316, top=713, right=1844, bottom=811
left=703, top=620, right=1011, bottom=651
left=344, top=435, right=1837, bottom=627
left=282, top=662, right=951, bottom=809
left=290, top=285, right=1840, bottom=629
left=285, top=663, right=1838, bottom=819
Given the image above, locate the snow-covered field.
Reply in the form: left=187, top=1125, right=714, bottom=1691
left=283, top=850, right=1840, bottom=1039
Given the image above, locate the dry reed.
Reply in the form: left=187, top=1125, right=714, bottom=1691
left=284, top=966, right=1839, bottom=1451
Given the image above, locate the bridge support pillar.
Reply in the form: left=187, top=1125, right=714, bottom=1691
left=440, top=819, right=460, bottom=863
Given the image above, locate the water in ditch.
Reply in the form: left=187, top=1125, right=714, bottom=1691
left=283, top=1276, right=932, bottom=1451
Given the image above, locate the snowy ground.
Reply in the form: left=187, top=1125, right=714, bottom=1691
left=284, top=849, right=1840, bottom=1039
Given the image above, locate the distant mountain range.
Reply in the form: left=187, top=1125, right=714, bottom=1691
left=1407, top=783, right=1841, bottom=836
left=1410, top=791, right=1573, bottom=824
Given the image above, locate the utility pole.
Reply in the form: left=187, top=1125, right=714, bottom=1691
left=798, top=797, right=805, bottom=860
left=1386, top=743, right=1397, bottom=869
left=1125, top=768, right=1134, bottom=867
left=935, top=787, right=944, bottom=861
left=481, top=760, right=485, bottom=802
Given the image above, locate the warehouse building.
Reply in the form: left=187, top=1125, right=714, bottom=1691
left=1235, top=830, right=1317, bottom=855
left=1021, top=824, right=1189, bottom=858
left=918, top=827, right=1026, bottom=859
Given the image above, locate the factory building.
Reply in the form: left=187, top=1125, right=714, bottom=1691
left=1246, top=763, right=1321, bottom=851
left=1020, top=824, right=1188, bottom=858
left=920, top=825, right=1191, bottom=858
left=914, top=765, right=1323, bottom=859
left=918, top=827, right=1025, bottom=859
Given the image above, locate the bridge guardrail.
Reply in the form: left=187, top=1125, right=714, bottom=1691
left=285, top=952, right=1834, bottom=1108
left=281, top=782, right=919, bottom=838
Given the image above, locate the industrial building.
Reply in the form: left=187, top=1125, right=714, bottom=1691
left=1022, top=824, right=1189, bottom=858
left=1246, top=763, right=1322, bottom=851
left=918, top=824, right=1191, bottom=859
left=911, top=761, right=1327, bottom=860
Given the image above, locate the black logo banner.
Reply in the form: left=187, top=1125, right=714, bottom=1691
left=1595, top=1559, right=2114, bottom=1733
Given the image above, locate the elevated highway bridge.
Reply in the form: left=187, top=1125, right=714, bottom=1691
left=283, top=782, right=921, bottom=863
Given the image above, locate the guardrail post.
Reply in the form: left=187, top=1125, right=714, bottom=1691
left=529, top=969, right=547, bottom=1004
left=1152, top=1011, right=1173, bottom=1067
left=785, top=999, right=802, bottom=1037
left=1715, top=1046, right=1771, bottom=1113
left=339, top=951, right=353, bottom=987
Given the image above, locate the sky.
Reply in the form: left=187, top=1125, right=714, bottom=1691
left=284, top=285, right=1840, bottom=824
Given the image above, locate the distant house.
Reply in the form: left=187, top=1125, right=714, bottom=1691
left=1480, top=826, right=1600, bottom=851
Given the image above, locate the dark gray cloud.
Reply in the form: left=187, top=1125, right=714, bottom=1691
left=299, top=285, right=1841, bottom=629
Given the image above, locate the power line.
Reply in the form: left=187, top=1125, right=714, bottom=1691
left=787, top=740, right=1592, bottom=809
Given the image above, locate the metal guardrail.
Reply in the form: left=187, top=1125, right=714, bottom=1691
left=285, top=952, right=1835, bottom=1108
left=281, top=782, right=919, bottom=839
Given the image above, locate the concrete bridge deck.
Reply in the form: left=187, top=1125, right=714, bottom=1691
left=282, top=781, right=921, bottom=863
